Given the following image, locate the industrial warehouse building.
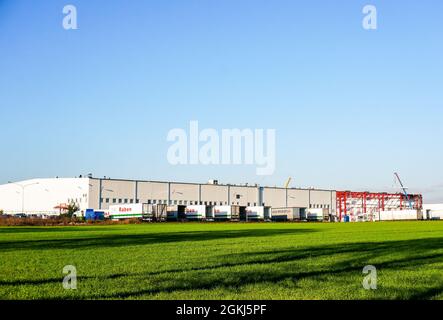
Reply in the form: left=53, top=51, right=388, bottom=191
left=0, top=177, right=430, bottom=222
left=423, top=204, right=443, bottom=220
left=0, top=177, right=336, bottom=218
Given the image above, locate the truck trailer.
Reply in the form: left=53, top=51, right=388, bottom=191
left=185, top=205, right=211, bottom=221
left=108, top=204, right=144, bottom=220
left=166, top=205, right=187, bottom=221
left=271, top=207, right=305, bottom=221
left=307, top=208, right=329, bottom=222
left=212, top=205, right=240, bottom=221
left=245, top=206, right=266, bottom=221
left=376, top=209, right=423, bottom=221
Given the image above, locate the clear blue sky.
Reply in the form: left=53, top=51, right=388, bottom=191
left=1, top=0, right=442, bottom=202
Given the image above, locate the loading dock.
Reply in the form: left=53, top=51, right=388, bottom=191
left=239, top=206, right=247, bottom=221
left=213, top=205, right=240, bottom=221
left=271, top=207, right=304, bottom=221
left=167, top=205, right=187, bottom=221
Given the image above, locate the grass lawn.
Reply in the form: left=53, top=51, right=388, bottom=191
left=0, top=221, right=442, bottom=300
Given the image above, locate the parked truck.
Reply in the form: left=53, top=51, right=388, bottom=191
left=245, top=206, right=266, bottom=221
left=376, top=209, right=423, bottom=221
left=108, top=204, right=144, bottom=220
left=271, top=207, right=305, bottom=221
left=166, top=205, right=187, bottom=221
left=185, top=205, right=210, bottom=221
left=213, top=205, right=240, bottom=221
left=307, top=208, right=329, bottom=222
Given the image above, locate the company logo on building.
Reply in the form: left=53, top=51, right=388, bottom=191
left=167, top=121, right=276, bottom=176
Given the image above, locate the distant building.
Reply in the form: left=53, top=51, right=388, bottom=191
left=423, top=203, right=443, bottom=220
left=0, top=177, right=336, bottom=216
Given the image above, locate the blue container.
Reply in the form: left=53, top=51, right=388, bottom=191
left=344, top=215, right=350, bottom=223
left=94, top=211, right=105, bottom=220
left=85, top=209, right=104, bottom=221
left=85, top=209, right=95, bottom=220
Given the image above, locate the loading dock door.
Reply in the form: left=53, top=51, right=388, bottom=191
left=177, top=206, right=186, bottom=221
left=206, top=206, right=214, bottom=220
left=239, top=207, right=247, bottom=221
left=300, top=208, right=307, bottom=220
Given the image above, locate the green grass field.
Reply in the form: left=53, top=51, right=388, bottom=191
left=0, top=221, right=442, bottom=300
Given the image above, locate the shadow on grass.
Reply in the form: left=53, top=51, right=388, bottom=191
left=91, top=237, right=443, bottom=300
left=4, top=237, right=441, bottom=300
left=0, top=227, right=123, bottom=234
left=407, top=285, right=443, bottom=300
left=0, top=228, right=316, bottom=251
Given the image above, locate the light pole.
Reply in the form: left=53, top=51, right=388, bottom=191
left=8, top=181, right=40, bottom=214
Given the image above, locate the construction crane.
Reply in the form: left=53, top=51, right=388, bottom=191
left=284, top=177, right=292, bottom=188
left=394, top=172, right=413, bottom=209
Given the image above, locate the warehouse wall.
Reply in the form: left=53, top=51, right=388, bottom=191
left=88, top=178, right=100, bottom=210
left=263, top=188, right=287, bottom=207
left=0, top=178, right=90, bottom=214
left=170, top=183, right=200, bottom=204
left=310, top=190, right=334, bottom=210
left=331, top=192, right=337, bottom=215
left=90, top=178, right=336, bottom=212
left=0, top=177, right=337, bottom=215
left=287, top=189, right=310, bottom=207
left=97, top=179, right=137, bottom=210
left=229, top=186, right=259, bottom=206
left=137, top=181, right=168, bottom=204
left=201, top=185, right=229, bottom=205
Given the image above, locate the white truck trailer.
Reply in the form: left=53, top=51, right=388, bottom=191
left=307, top=208, right=329, bottom=222
left=271, top=207, right=304, bottom=221
left=108, top=203, right=144, bottom=220
left=376, top=209, right=423, bottom=221
left=245, top=206, right=266, bottom=221
left=212, top=205, right=240, bottom=221
left=108, top=203, right=166, bottom=220
left=185, top=205, right=209, bottom=220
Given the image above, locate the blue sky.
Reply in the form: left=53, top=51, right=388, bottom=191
left=1, top=0, right=442, bottom=202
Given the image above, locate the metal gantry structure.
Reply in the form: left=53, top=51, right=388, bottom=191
left=394, top=172, right=413, bottom=209
left=336, top=191, right=423, bottom=221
